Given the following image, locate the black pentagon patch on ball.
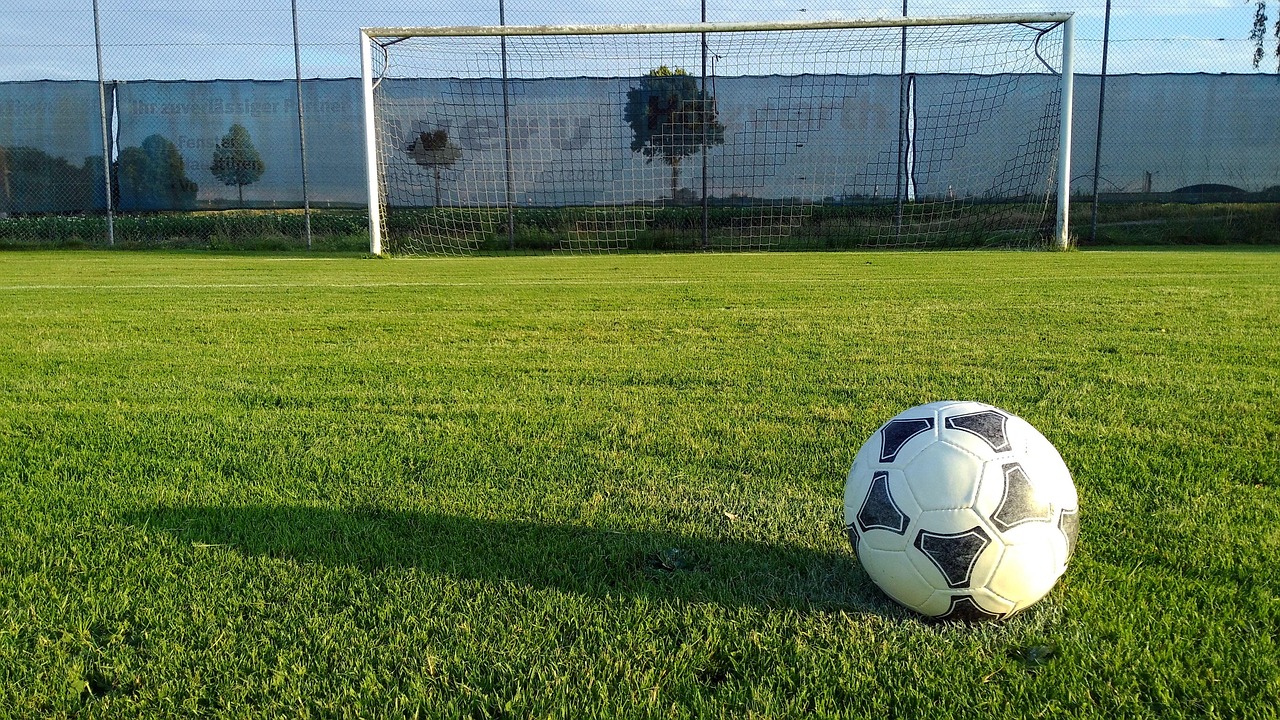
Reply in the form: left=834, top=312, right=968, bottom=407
left=879, top=417, right=934, bottom=462
left=991, top=462, right=1055, bottom=532
left=944, top=410, right=1011, bottom=453
left=1058, top=507, right=1080, bottom=559
left=938, top=595, right=1004, bottom=623
left=914, top=525, right=992, bottom=589
left=857, top=471, right=910, bottom=535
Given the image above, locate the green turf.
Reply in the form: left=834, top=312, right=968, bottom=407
left=1, top=249, right=1277, bottom=718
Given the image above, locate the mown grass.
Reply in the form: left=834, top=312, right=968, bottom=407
left=0, top=249, right=1277, bottom=718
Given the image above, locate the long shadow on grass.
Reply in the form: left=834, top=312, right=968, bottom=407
left=127, top=504, right=897, bottom=615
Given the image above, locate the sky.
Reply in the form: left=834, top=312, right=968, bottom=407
left=0, top=1, right=1275, bottom=81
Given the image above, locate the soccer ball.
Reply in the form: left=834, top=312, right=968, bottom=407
left=844, top=401, right=1079, bottom=621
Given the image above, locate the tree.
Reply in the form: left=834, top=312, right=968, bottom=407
left=118, top=135, right=198, bottom=211
left=1252, top=1, right=1280, bottom=71
left=0, top=146, right=98, bottom=214
left=210, top=124, right=266, bottom=204
left=624, top=66, right=725, bottom=203
left=405, top=129, right=463, bottom=205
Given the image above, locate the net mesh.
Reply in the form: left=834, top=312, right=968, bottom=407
left=367, top=20, right=1066, bottom=254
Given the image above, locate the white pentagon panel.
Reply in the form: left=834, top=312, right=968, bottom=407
left=843, top=454, right=876, bottom=519
left=997, top=514, right=1064, bottom=549
left=1028, top=511, right=1068, bottom=563
left=855, top=546, right=934, bottom=610
left=903, top=440, right=985, bottom=511
left=912, top=507, right=991, bottom=537
left=912, top=591, right=958, bottom=618
left=1021, top=429, right=1078, bottom=510
left=973, top=459, right=1009, bottom=520
left=965, top=530, right=1004, bottom=590
left=987, top=540, right=1065, bottom=611
left=1001, top=411, right=1039, bottom=454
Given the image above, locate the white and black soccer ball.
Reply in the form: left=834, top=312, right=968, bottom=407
left=844, top=401, right=1079, bottom=622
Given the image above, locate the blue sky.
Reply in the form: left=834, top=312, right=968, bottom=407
left=0, top=1, right=1273, bottom=80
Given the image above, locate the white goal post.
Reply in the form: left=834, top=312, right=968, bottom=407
left=361, top=14, right=1074, bottom=255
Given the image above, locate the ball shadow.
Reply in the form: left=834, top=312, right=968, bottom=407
left=125, top=504, right=900, bottom=616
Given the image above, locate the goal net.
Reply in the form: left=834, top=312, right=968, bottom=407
left=361, top=15, right=1073, bottom=255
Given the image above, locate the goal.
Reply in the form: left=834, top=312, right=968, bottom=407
left=360, top=14, right=1074, bottom=255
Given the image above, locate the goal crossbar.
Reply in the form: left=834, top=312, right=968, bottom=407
left=361, top=14, right=1072, bottom=39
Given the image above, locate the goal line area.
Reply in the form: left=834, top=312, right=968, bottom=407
left=361, top=15, right=1073, bottom=255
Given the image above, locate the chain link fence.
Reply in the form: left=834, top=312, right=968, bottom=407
left=2, top=1, right=1277, bottom=249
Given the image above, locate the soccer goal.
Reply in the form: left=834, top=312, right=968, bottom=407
left=360, top=14, right=1073, bottom=255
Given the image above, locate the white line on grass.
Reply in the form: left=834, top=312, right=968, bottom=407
left=0, top=272, right=1263, bottom=292
left=0, top=279, right=717, bottom=291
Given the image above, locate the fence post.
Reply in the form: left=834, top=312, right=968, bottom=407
left=292, top=0, right=313, bottom=250
left=895, top=0, right=908, bottom=242
left=701, top=0, right=709, bottom=250
left=1089, top=0, right=1113, bottom=245
left=92, top=0, right=114, bottom=247
left=499, top=0, right=515, bottom=250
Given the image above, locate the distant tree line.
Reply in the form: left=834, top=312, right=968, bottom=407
left=0, top=146, right=104, bottom=214
left=1, top=123, right=269, bottom=214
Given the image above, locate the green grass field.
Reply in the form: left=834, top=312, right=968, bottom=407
left=1, top=249, right=1277, bottom=718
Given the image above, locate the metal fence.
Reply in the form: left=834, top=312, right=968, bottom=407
left=2, top=1, right=1277, bottom=249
